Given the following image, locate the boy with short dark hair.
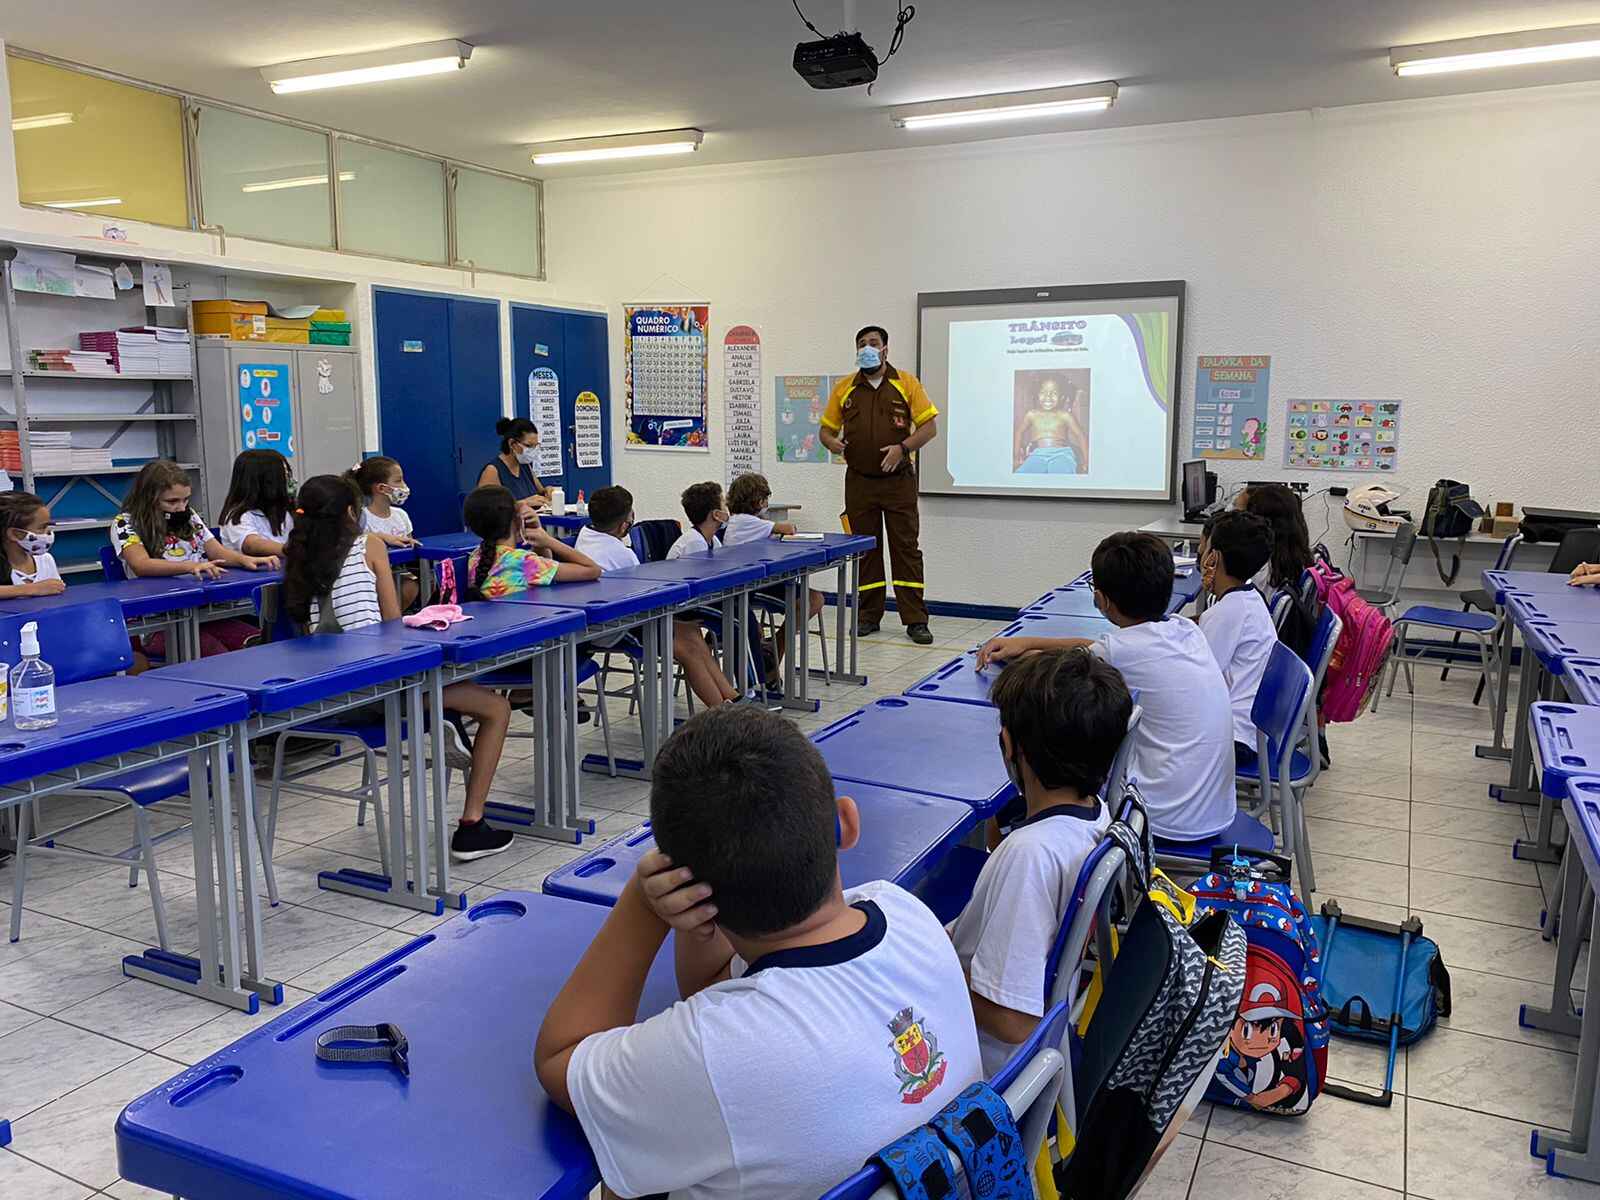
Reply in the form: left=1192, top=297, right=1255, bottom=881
left=1198, top=510, right=1279, bottom=765
left=667, top=480, right=728, bottom=560
left=949, top=647, right=1133, bottom=1074
left=536, top=706, right=980, bottom=1199
left=725, top=471, right=824, bottom=682
left=978, top=531, right=1235, bottom=841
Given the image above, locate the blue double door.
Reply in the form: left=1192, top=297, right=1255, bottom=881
left=509, top=304, right=612, bottom=503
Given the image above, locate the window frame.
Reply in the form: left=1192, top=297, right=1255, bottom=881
left=447, top=162, right=546, bottom=281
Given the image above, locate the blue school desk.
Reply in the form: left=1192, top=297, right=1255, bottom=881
left=0, top=675, right=261, bottom=1011
left=710, top=540, right=831, bottom=709
left=154, top=633, right=445, bottom=999
left=1479, top=571, right=1582, bottom=762
left=1483, top=568, right=1576, bottom=604
left=502, top=577, right=692, bottom=781
left=1507, top=592, right=1600, bottom=626
left=544, top=782, right=980, bottom=919
left=618, top=555, right=771, bottom=705
left=812, top=696, right=1015, bottom=816
left=1518, top=701, right=1600, bottom=866
left=1019, top=586, right=1104, bottom=619
left=352, top=603, right=590, bottom=851
left=116, top=892, right=681, bottom=1200
left=1563, top=659, right=1600, bottom=707
left=903, top=613, right=1111, bottom=707
left=0, top=576, right=207, bottom=659
left=1523, top=770, right=1600, bottom=1182
left=813, top=532, right=879, bottom=686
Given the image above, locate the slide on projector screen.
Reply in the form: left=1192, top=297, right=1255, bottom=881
left=918, top=283, right=1184, bottom=502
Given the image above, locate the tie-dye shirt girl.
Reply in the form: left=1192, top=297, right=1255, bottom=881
left=467, top=544, right=560, bottom=599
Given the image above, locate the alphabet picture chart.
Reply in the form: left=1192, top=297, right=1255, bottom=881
left=624, top=303, right=710, bottom=451
left=1284, top=399, right=1401, bottom=472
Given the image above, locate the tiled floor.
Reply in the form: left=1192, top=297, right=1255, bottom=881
left=0, top=609, right=1592, bottom=1198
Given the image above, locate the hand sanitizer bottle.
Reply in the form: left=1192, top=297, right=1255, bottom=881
left=11, top=620, right=56, bottom=730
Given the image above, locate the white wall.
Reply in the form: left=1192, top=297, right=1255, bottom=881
left=546, top=81, right=1600, bottom=609
left=0, top=41, right=604, bottom=450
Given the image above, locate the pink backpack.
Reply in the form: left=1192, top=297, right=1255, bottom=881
left=1309, top=559, right=1395, bottom=722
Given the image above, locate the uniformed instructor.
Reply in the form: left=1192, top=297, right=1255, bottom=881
left=819, top=325, right=938, bottom=645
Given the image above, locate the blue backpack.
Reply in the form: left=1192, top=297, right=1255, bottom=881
left=1311, top=902, right=1451, bottom=1047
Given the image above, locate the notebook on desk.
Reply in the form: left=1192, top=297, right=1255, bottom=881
left=780, top=533, right=824, bottom=541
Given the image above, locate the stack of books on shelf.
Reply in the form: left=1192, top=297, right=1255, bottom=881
left=147, top=326, right=192, bottom=374
left=26, top=348, right=117, bottom=375
left=79, top=328, right=160, bottom=374
left=0, top=430, right=112, bottom=474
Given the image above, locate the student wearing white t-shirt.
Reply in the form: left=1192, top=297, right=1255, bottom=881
left=1198, top=511, right=1279, bottom=765
left=576, top=486, right=740, bottom=707
left=979, top=531, right=1236, bottom=842
left=347, top=456, right=419, bottom=608
left=665, top=480, right=728, bottom=561
left=948, top=647, right=1131, bottom=1075
left=537, top=706, right=981, bottom=1200
left=0, top=492, right=65, bottom=600
left=217, top=449, right=295, bottom=556
left=726, top=473, right=824, bottom=685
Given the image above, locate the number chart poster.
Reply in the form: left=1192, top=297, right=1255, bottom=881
left=238, top=363, right=294, bottom=459
left=1285, top=400, right=1402, bottom=472
left=624, top=303, right=709, bottom=451
left=1191, top=355, right=1269, bottom=461
left=774, top=374, right=839, bottom=465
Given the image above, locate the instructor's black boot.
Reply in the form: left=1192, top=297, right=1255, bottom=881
left=906, top=623, right=933, bottom=645
left=857, top=619, right=880, bottom=637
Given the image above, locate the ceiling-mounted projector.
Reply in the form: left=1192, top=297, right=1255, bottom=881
left=793, top=32, right=879, bottom=89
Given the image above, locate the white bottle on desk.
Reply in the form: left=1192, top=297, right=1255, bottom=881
left=547, top=486, right=566, bottom=517
left=11, top=620, right=56, bottom=730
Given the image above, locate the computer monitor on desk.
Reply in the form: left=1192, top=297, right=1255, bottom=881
left=1181, top=460, right=1217, bottom=525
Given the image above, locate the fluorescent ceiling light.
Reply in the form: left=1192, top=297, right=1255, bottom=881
left=40, top=196, right=122, bottom=209
left=530, top=128, right=704, bottom=165
left=261, top=39, right=472, bottom=95
left=241, top=172, right=355, bottom=193
left=890, top=82, right=1118, bottom=130
left=11, top=112, right=74, bottom=131
left=1391, top=24, right=1600, bottom=76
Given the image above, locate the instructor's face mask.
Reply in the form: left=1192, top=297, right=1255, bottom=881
left=856, top=344, right=882, bottom=372
left=14, top=529, right=54, bottom=555
left=516, top=446, right=539, bottom=466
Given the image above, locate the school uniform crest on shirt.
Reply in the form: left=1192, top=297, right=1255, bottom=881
left=889, top=1007, right=947, bottom=1102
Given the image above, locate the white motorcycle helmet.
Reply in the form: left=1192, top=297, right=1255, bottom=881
left=1343, top=484, right=1411, bottom=534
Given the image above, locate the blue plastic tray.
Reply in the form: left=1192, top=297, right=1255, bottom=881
left=615, top=556, right=768, bottom=598
left=902, top=612, right=1111, bottom=707
left=544, top=783, right=978, bottom=907
left=349, top=602, right=584, bottom=665
left=811, top=696, right=1014, bottom=815
left=0, top=676, right=248, bottom=787
left=1529, top=702, right=1600, bottom=798
left=115, top=893, right=681, bottom=1200
left=154, top=634, right=442, bottom=713
left=0, top=577, right=206, bottom=620
left=497, top=576, right=690, bottom=625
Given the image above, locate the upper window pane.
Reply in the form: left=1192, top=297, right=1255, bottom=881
left=195, top=105, right=333, bottom=249
left=454, top=168, right=542, bottom=278
left=336, top=140, right=446, bottom=263
left=7, top=55, right=188, bottom=227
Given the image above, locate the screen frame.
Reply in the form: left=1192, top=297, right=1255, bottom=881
left=1182, top=459, right=1207, bottom=511
left=916, top=279, right=1187, bottom=503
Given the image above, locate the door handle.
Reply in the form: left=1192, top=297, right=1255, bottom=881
left=457, top=448, right=463, bottom=463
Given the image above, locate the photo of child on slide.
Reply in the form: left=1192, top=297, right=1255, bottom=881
left=1012, top=369, right=1090, bottom=474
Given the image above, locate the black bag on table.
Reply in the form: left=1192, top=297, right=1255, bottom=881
left=1420, top=480, right=1483, bottom=586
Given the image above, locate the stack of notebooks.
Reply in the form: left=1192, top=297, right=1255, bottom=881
left=148, top=326, right=192, bottom=374
left=27, top=348, right=117, bottom=375
left=78, top=328, right=172, bottom=375
left=0, top=430, right=112, bottom=474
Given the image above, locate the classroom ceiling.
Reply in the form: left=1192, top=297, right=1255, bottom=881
left=5, top=0, right=1600, bottom=177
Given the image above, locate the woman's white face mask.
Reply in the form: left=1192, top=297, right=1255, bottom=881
left=515, top=447, right=539, bottom=466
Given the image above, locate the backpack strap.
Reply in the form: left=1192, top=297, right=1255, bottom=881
left=437, top=555, right=458, bottom=606
left=929, top=1082, right=1031, bottom=1198
left=868, top=1124, right=959, bottom=1200
left=1427, top=533, right=1464, bottom=586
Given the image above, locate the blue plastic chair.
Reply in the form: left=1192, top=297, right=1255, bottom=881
left=1232, top=642, right=1317, bottom=890
left=98, top=544, right=128, bottom=582
left=1384, top=599, right=1498, bottom=713
left=818, top=1000, right=1072, bottom=1200
left=0, top=602, right=184, bottom=946
left=1099, top=706, right=1143, bottom=803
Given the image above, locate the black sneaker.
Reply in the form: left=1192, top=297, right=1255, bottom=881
left=451, top=819, right=514, bottom=861
left=857, top=620, right=880, bottom=637
left=906, top=623, right=934, bottom=645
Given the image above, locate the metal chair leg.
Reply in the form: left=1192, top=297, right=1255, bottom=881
left=134, top=805, right=170, bottom=951
left=366, top=748, right=389, bottom=877
left=9, top=802, right=29, bottom=942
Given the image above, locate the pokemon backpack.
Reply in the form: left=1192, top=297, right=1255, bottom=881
left=1189, top=847, right=1330, bottom=1116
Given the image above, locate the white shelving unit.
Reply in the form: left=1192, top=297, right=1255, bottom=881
left=0, top=247, right=209, bottom=575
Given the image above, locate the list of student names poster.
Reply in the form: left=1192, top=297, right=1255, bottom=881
left=625, top=303, right=709, bottom=451
left=723, top=326, right=762, bottom=479
left=1191, top=355, right=1269, bottom=461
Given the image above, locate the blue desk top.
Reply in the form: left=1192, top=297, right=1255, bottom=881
left=193, top=566, right=284, bottom=606
left=1507, top=591, right=1600, bottom=628
left=1483, top=569, right=1574, bottom=604
left=116, top=893, right=680, bottom=1200
left=540, top=514, right=589, bottom=531
left=817, top=532, right=878, bottom=563
left=1519, top=620, right=1600, bottom=675
left=1530, top=702, right=1600, bottom=798
left=0, top=577, right=205, bottom=620
left=1019, top=586, right=1104, bottom=618
left=713, top=538, right=830, bottom=571
left=614, top=555, right=768, bottom=598
left=154, top=633, right=442, bottom=713
left=1562, top=659, right=1600, bottom=707
left=348, top=604, right=585, bottom=665
left=811, top=696, right=1015, bottom=814
left=416, top=532, right=479, bottom=560
left=0, top=676, right=248, bottom=788
left=544, top=783, right=979, bottom=907
left=903, top=613, right=1110, bottom=707
left=1563, top=778, right=1600, bottom=886
left=497, top=576, right=690, bottom=625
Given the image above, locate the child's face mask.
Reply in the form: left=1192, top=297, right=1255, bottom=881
left=383, top=483, right=411, bottom=506
left=13, top=528, right=53, bottom=555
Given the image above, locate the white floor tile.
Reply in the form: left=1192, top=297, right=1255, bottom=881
left=8, top=1053, right=180, bottom=1189
left=0, top=1150, right=94, bottom=1200
left=0, top=1017, right=141, bottom=1119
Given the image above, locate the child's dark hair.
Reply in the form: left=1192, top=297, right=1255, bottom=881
left=991, top=648, right=1133, bottom=797
left=123, top=460, right=196, bottom=552
left=587, top=485, right=633, bottom=532
left=495, top=417, right=537, bottom=454
left=282, top=475, right=362, bottom=625
left=219, top=449, right=292, bottom=536
left=463, top=485, right=517, bottom=599
left=680, top=481, right=724, bottom=527
left=345, top=456, right=401, bottom=499
left=0, top=491, right=46, bottom=548
left=1205, top=510, right=1274, bottom=583
left=1091, top=531, right=1174, bottom=622
left=726, top=472, right=771, bottom=516
left=1241, top=484, right=1312, bottom=589
left=651, top=706, right=837, bottom=937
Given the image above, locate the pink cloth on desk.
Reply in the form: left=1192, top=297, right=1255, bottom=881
left=403, top=604, right=473, bottom=631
